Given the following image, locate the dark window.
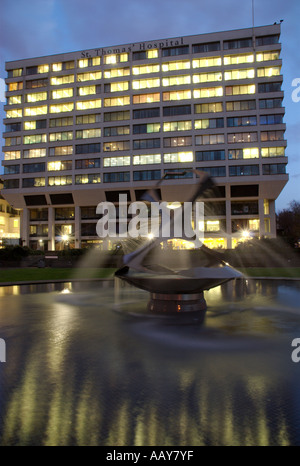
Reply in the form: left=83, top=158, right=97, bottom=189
left=105, top=190, right=131, bottom=202
left=55, top=208, right=75, bottom=220
left=229, top=165, right=259, bottom=176
left=133, top=108, right=160, bottom=119
left=26, top=66, right=38, bottom=75
left=23, top=163, right=45, bottom=173
left=104, top=111, right=130, bottom=122
left=50, top=193, right=74, bottom=205
left=204, top=202, right=226, bottom=216
left=24, top=195, right=47, bottom=206
left=259, top=98, right=282, bottom=109
left=256, top=35, right=279, bottom=46
left=36, top=119, right=47, bottom=129
left=196, top=150, right=225, bottom=161
left=262, top=164, right=286, bottom=175
left=133, top=138, right=160, bottom=150
left=75, top=143, right=101, bottom=154
left=26, top=79, right=48, bottom=89
left=135, top=189, right=161, bottom=202
left=133, top=51, right=147, bottom=61
left=103, top=172, right=130, bottom=183
left=162, top=46, right=189, bottom=57
left=30, top=208, right=48, bottom=221
left=5, top=123, right=22, bottom=132
left=3, top=179, right=19, bottom=189
left=192, top=42, right=220, bottom=53
left=4, top=165, right=20, bottom=175
left=231, top=201, right=259, bottom=215
left=258, top=82, right=282, bottom=93
left=75, top=158, right=100, bottom=169
left=81, top=223, right=97, bottom=236
left=164, top=169, right=193, bottom=179
left=231, top=185, right=259, bottom=197
left=133, top=170, right=161, bottom=181
left=201, top=166, right=226, bottom=177
left=81, top=207, right=99, bottom=220
left=227, top=116, right=257, bottom=127
left=224, top=38, right=252, bottom=50
left=260, top=114, right=283, bottom=125
left=163, top=105, right=191, bottom=117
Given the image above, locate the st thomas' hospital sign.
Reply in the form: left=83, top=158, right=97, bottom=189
left=80, top=37, right=185, bottom=58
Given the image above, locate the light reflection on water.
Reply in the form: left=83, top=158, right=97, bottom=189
left=0, top=279, right=300, bottom=446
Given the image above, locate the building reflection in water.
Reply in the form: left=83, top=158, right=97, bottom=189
left=0, top=279, right=300, bottom=446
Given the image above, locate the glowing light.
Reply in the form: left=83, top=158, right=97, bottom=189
left=62, top=234, right=69, bottom=242
left=148, top=233, right=154, bottom=240
left=167, top=202, right=181, bottom=210
left=242, top=230, right=250, bottom=238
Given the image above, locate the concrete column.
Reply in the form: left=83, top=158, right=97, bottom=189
left=75, top=206, right=81, bottom=249
left=259, top=198, right=265, bottom=238
left=48, top=207, right=55, bottom=251
left=225, top=199, right=232, bottom=249
left=269, top=200, right=276, bottom=238
left=20, top=208, right=29, bottom=247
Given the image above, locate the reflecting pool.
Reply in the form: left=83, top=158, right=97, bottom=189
left=0, top=279, right=300, bottom=446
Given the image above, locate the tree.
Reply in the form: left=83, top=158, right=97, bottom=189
left=277, top=200, right=300, bottom=246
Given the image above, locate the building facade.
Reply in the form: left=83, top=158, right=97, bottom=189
left=0, top=180, right=20, bottom=246
left=2, top=24, right=288, bottom=250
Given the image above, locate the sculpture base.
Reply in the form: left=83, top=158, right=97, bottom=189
left=147, top=292, right=207, bottom=314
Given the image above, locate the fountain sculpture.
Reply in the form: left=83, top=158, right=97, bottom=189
left=115, top=170, right=243, bottom=314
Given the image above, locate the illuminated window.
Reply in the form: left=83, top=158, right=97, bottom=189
left=105, top=81, right=129, bottom=92
left=163, top=152, right=193, bottom=163
left=4, top=151, right=21, bottom=160
left=256, top=51, right=280, bottom=62
left=78, top=58, right=89, bottom=68
left=23, top=177, right=46, bottom=188
left=163, top=90, right=191, bottom=101
left=260, top=130, right=285, bottom=142
left=49, top=146, right=73, bottom=156
left=4, top=136, right=21, bottom=146
left=132, top=78, right=160, bottom=90
left=26, top=79, right=48, bottom=89
left=162, top=75, right=191, bottom=86
left=77, top=85, right=99, bottom=96
left=104, top=53, right=128, bottom=64
left=264, top=199, right=270, bottom=215
left=133, top=154, right=161, bottom=165
left=257, top=67, right=281, bottom=78
left=13, top=219, right=19, bottom=228
left=133, top=123, right=160, bottom=134
left=49, top=131, right=73, bottom=142
left=226, top=100, right=256, bottom=111
left=133, top=93, right=160, bottom=104
left=227, top=132, right=257, bottom=143
left=26, top=92, right=47, bottom=102
left=104, top=68, right=130, bottom=79
left=24, top=105, right=48, bottom=116
left=104, top=126, right=130, bottom=136
left=196, top=134, right=225, bottom=145
left=261, top=147, right=285, bottom=157
left=162, top=60, right=190, bottom=72
left=194, top=102, right=223, bottom=114
left=193, top=87, right=223, bottom=98
left=224, top=68, right=255, bottom=80
left=206, top=221, right=220, bottom=232
left=48, top=161, right=72, bottom=171
left=195, top=118, right=224, bottom=129
left=163, top=136, right=192, bottom=147
left=75, top=174, right=101, bottom=185
left=147, top=49, right=158, bottom=59
left=193, top=72, right=222, bottom=83
left=50, top=75, right=74, bottom=85
left=249, top=219, right=259, bottom=231
left=6, top=109, right=22, bottom=118
left=48, top=176, right=72, bottom=186
left=51, top=88, right=73, bottom=99
left=77, top=71, right=102, bottom=82
left=76, top=99, right=101, bottom=110
left=227, top=116, right=257, bottom=127
left=52, top=63, right=62, bottom=72
left=75, top=128, right=101, bottom=139
left=224, top=54, right=254, bottom=65
left=163, top=120, right=192, bottom=132
left=242, top=148, right=259, bottom=159
left=7, top=95, right=22, bottom=105
left=104, top=96, right=130, bottom=107
left=23, top=148, right=47, bottom=158
left=8, top=82, right=23, bottom=91
left=24, top=134, right=47, bottom=144
left=103, top=156, right=130, bottom=167
left=50, top=117, right=73, bottom=128
left=104, top=141, right=130, bottom=151
left=49, top=103, right=74, bottom=113
left=192, top=57, right=222, bottom=68
left=7, top=68, right=23, bottom=77
left=225, top=84, right=255, bottom=95
left=37, top=64, right=49, bottom=73
left=132, top=64, right=160, bottom=75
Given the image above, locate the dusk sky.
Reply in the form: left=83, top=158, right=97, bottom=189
left=0, top=0, right=299, bottom=211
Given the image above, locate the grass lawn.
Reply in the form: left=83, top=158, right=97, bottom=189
left=0, top=267, right=117, bottom=283
left=238, top=267, right=300, bottom=278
